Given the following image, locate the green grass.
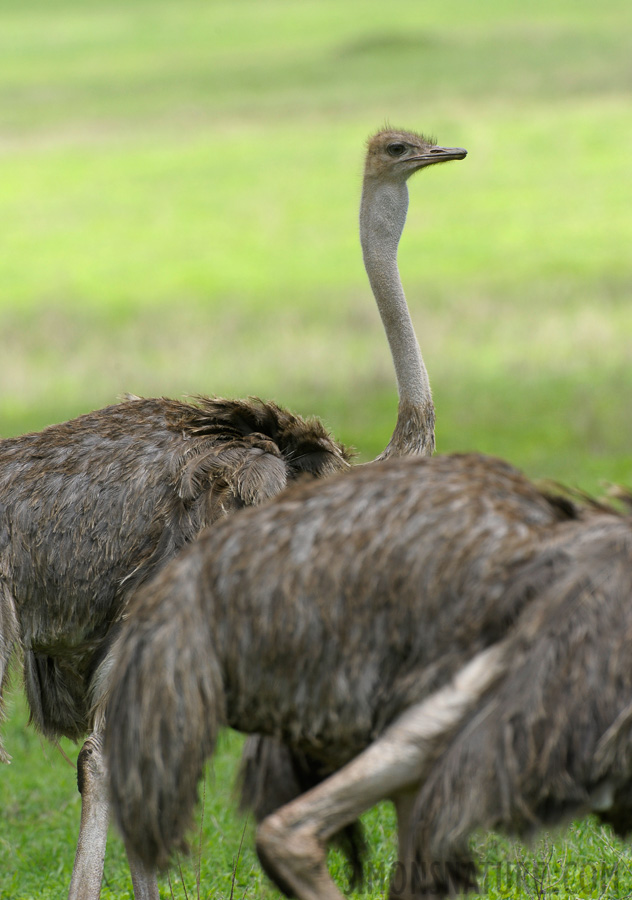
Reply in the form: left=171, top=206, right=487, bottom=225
left=1, top=0, right=632, bottom=896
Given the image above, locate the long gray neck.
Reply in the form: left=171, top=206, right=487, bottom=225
left=360, top=176, right=435, bottom=459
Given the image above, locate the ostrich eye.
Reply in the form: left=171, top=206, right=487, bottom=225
left=386, top=142, right=407, bottom=158
left=386, top=142, right=407, bottom=157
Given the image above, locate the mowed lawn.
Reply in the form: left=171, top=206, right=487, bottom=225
left=1, top=0, right=632, bottom=897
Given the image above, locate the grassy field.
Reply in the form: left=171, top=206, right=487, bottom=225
left=1, top=0, right=631, bottom=897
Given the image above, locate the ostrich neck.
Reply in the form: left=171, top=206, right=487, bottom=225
left=360, top=177, right=434, bottom=459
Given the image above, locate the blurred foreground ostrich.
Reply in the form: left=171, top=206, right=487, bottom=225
left=0, top=128, right=466, bottom=899
left=407, top=507, right=632, bottom=898
left=104, top=454, right=632, bottom=899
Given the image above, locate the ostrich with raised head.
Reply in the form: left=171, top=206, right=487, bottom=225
left=0, top=127, right=466, bottom=899
left=239, top=126, right=468, bottom=855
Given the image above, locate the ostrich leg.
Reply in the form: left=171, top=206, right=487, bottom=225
left=124, top=842, right=160, bottom=900
left=68, top=733, right=159, bottom=900
left=68, top=735, right=108, bottom=900
left=391, top=789, right=419, bottom=900
left=255, top=644, right=504, bottom=900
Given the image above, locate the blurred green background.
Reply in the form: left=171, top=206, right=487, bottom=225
left=2, top=0, right=631, bottom=487
left=1, top=0, right=631, bottom=897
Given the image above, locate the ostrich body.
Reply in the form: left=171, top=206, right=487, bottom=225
left=0, top=396, right=348, bottom=897
left=407, top=510, right=632, bottom=898
left=0, top=128, right=466, bottom=899
left=0, top=397, right=348, bottom=749
left=102, top=453, right=632, bottom=900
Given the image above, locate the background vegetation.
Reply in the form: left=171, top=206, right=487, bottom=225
left=0, top=0, right=631, bottom=897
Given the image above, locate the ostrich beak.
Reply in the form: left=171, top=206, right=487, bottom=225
left=403, top=146, right=468, bottom=167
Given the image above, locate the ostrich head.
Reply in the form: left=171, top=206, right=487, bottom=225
left=364, top=129, right=467, bottom=182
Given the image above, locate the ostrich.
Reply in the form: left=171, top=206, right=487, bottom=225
left=403, top=504, right=632, bottom=899
left=0, top=128, right=466, bottom=899
left=238, top=124, right=466, bottom=856
left=102, top=453, right=632, bottom=900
